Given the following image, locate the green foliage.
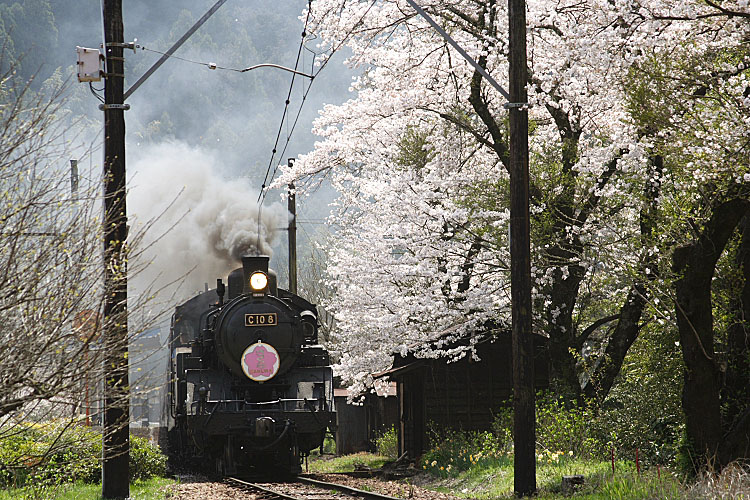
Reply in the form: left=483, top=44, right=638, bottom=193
left=0, top=422, right=167, bottom=489
left=492, top=384, right=682, bottom=465
left=322, top=434, right=337, bottom=455
left=0, top=477, right=176, bottom=500
left=420, top=428, right=511, bottom=477
left=675, top=433, right=698, bottom=478
left=492, top=393, right=604, bottom=460
left=374, top=426, right=398, bottom=459
left=309, top=433, right=336, bottom=457
left=597, top=321, right=684, bottom=466
left=395, top=126, right=434, bottom=171
left=129, top=436, right=167, bottom=482
left=496, top=315, right=683, bottom=470
left=306, top=452, right=390, bottom=474
left=490, top=386, right=682, bottom=467
left=536, top=394, right=602, bottom=458
left=0, top=422, right=100, bottom=487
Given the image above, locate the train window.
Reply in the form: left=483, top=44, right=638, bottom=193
left=174, top=320, right=195, bottom=346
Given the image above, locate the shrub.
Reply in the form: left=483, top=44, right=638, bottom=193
left=594, top=320, right=684, bottom=466
left=374, top=426, right=398, bottom=459
left=129, top=435, right=167, bottom=481
left=0, top=422, right=167, bottom=487
left=491, top=387, right=682, bottom=466
left=0, top=422, right=101, bottom=487
left=492, top=393, right=603, bottom=460
left=535, top=393, right=602, bottom=458
left=420, top=427, right=510, bottom=477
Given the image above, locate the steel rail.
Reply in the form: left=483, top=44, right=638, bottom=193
left=226, top=475, right=406, bottom=500
left=297, top=476, right=405, bottom=500
left=226, top=476, right=299, bottom=500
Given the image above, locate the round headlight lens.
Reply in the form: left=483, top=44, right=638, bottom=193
left=249, top=272, right=268, bottom=291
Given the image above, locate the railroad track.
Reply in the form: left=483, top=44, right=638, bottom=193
left=226, top=475, right=406, bottom=500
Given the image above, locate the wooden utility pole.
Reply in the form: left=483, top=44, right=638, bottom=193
left=102, top=0, right=129, bottom=497
left=401, top=1, right=535, bottom=492
left=288, top=165, right=298, bottom=294
left=508, top=0, right=535, bottom=496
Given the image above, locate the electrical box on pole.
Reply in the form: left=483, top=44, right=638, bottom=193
left=76, top=46, right=103, bottom=82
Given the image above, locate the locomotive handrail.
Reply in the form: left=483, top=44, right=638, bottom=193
left=201, top=398, right=332, bottom=413
left=202, top=398, right=221, bottom=427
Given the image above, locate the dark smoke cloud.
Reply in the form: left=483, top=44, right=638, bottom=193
left=128, top=141, right=285, bottom=299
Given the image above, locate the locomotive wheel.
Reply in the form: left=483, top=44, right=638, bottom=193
left=166, top=428, right=179, bottom=470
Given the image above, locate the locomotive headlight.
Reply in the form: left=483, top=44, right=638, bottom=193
left=249, top=271, right=269, bottom=291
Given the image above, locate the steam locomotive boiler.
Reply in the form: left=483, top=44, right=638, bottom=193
left=167, top=255, right=335, bottom=475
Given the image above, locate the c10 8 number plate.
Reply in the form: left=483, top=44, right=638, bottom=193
left=245, top=313, right=277, bottom=327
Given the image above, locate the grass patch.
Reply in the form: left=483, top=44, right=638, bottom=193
left=433, top=460, right=685, bottom=499
left=307, top=451, right=391, bottom=473
left=313, top=452, right=691, bottom=499
left=417, top=457, right=750, bottom=499
left=0, top=477, right=176, bottom=500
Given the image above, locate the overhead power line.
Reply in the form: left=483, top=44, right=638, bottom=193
left=133, top=46, right=313, bottom=78
left=257, top=2, right=314, bottom=203
left=124, top=0, right=230, bottom=100
left=257, top=0, right=379, bottom=206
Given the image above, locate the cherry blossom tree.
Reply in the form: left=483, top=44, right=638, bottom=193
left=276, top=0, right=750, bottom=468
left=277, top=0, right=655, bottom=400
left=623, top=0, right=750, bottom=469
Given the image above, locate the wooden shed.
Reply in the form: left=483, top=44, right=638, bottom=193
left=377, top=331, right=549, bottom=459
left=334, top=382, right=399, bottom=455
left=334, top=388, right=368, bottom=454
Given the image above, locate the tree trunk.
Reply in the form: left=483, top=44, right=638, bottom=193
left=673, top=198, right=749, bottom=471
left=583, top=286, right=645, bottom=401
left=584, top=154, right=662, bottom=401
left=719, top=213, right=750, bottom=464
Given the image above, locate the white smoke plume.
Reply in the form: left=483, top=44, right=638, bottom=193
left=128, top=141, right=285, bottom=302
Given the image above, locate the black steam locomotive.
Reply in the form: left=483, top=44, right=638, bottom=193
left=167, top=255, right=335, bottom=475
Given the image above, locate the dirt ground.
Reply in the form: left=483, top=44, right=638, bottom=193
left=167, top=472, right=466, bottom=500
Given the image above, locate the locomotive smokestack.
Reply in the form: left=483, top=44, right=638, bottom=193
left=242, top=255, right=269, bottom=294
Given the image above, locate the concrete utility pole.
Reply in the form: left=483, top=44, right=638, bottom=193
left=101, top=0, right=129, bottom=497
left=288, top=162, right=298, bottom=294
left=508, top=0, right=536, bottom=496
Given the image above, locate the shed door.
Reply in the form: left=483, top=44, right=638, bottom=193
left=399, top=372, right=425, bottom=459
